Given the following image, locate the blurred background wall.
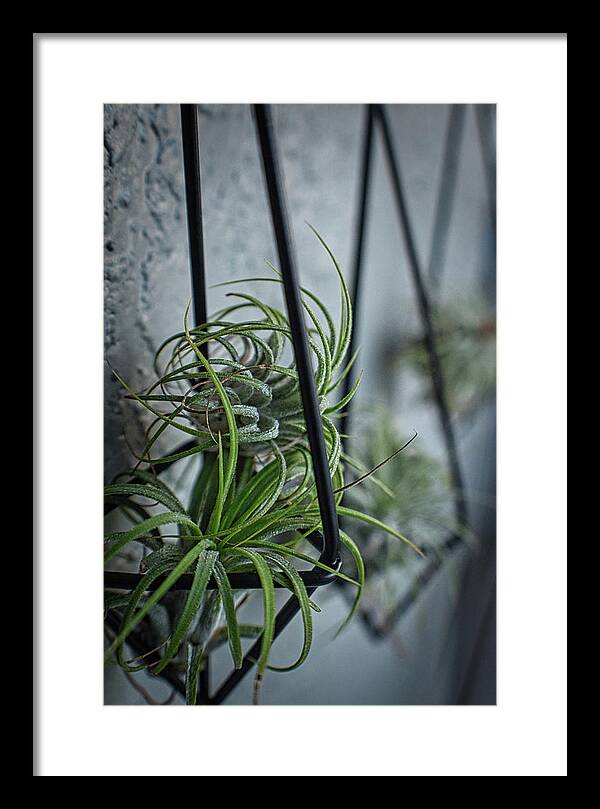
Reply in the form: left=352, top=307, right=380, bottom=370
left=104, top=104, right=496, bottom=705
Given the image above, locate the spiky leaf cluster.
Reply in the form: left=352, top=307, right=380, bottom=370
left=104, top=230, right=421, bottom=704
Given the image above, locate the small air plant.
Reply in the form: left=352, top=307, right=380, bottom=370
left=390, top=296, right=496, bottom=418
left=104, top=229, right=422, bottom=705
left=344, top=407, right=459, bottom=629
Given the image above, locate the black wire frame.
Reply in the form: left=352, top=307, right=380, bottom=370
left=105, top=102, right=493, bottom=699
left=337, top=103, right=483, bottom=637
left=104, top=103, right=341, bottom=704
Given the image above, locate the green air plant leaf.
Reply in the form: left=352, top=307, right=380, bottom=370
left=261, top=551, right=313, bottom=673
left=212, top=561, right=243, bottom=670
left=104, top=229, right=426, bottom=704
left=186, top=644, right=206, bottom=706
left=152, top=545, right=219, bottom=674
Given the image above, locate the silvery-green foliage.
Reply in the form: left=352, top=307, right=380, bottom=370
left=104, top=231, right=422, bottom=704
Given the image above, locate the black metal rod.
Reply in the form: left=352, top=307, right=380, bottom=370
left=373, top=105, right=468, bottom=530
left=105, top=610, right=186, bottom=699
left=428, top=104, right=466, bottom=296
left=208, top=584, right=318, bottom=705
left=378, top=530, right=463, bottom=635
left=334, top=104, right=379, bottom=632
left=474, top=104, right=496, bottom=241
left=105, top=569, right=337, bottom=592
left=253, top=104, right=340, bottom=569
left=198, top=654, right=210, bottom=705
left=206, top=105, right=345, bottom=704
left=340, top=104, right=375, bottom=445
left=180, top=104, right=208, bottom=333
left=104, top=531, right=339, bottom=592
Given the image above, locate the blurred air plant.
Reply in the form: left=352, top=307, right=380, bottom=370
left=344, top=406, right=461, bottom=630
left=386, top=296, right=496, bottom=419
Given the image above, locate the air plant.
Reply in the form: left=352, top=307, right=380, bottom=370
left=344, top=407, right=459, bottom=629
left=390, top=296, right=496, bottom=418
left=104, top=229, right=422, bottom=704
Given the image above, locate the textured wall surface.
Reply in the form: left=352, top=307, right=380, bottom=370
left=104, top=104, right=191, bottom=480
left=104, top=105, right=367, bottom=480
left=104, top=104, right=496, bottom=705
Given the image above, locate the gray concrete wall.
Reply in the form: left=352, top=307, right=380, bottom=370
left=104, top=103, right=496, bottom=705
